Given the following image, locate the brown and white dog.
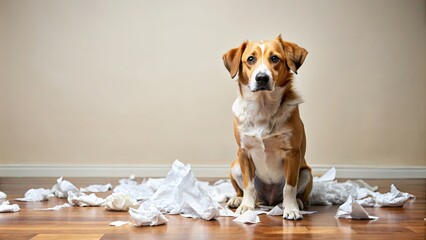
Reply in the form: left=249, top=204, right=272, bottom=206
left=222, top=35, right=313, bottom=220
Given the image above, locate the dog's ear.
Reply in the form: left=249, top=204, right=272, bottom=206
left=222, top=41, right=247, bottom=79
left=276, top=35, right=308, bottom=74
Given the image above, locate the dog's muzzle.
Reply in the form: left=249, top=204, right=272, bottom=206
left=253, top=72, right=272, bottom=92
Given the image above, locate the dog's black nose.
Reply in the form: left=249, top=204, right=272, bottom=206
left=255, top=73, right=269, bottom=85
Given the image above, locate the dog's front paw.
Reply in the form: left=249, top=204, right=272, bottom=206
left=235, top=204, right=254, bottom=215
left=226, top=197, right=243, bottom=208
left=283, top=207, right=303, bottom=220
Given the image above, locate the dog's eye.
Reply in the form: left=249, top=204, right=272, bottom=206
left=247, top=56, right=256, bottom=65
left=270, top=55, right=280, bottom=63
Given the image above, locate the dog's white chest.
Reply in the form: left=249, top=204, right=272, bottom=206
left=240, top=131, right=289, bottom=184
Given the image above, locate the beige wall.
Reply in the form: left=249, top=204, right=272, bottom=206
left=0, top=0, right=425, bottom=167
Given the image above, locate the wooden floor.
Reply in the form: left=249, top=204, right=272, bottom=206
left=0, top=178, right=424, bottom=240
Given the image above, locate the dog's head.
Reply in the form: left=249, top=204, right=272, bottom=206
left=222, top=35, right=308, bottom=92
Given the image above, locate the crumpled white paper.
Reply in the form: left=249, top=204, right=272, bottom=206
left=150, top=160, right=221, bottom=220
left=219, top=207, right=239, bottom=217
left=35, top=203, right=72, bottom=211
left=0, top=191, right=6, bottom=204
left=336, top=195, right=378, bottom=220
left=0, top=201, right=20, bottom=213
left=356, top=184, right=414, bottom=207
left=200, top=179, right=236, bottom=203
left=233, top=210, right=260, bottom=223
left=113, top=178, right=155, bottom=200
left=266, top=206, right=284, bottom=216
left=67, top=191, right=105, bottom=207
left=129, top=200, right=168, bottom=226
left=15, top=188, right=54, bottom=202
left=52, top=177, right=80, bottom=198
left=110, top=221, right=131, bottom=227
left=104, top=193, right=137, bottom=211
left=311, top=168, right=414, bottom=208
left=314, top=167, right=336, bottom=182
left=80, top=183, right=112, bottom=193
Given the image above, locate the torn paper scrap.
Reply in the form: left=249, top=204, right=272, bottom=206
left=150, top=160, right=221, bottom=220
left=104, top=193, right=137, bottom=211
left=201, top=179, right=236, bottom=203
left=80, top=183, right=112, bottom=193
left=0, top=191, right=6, bottom=204
left=113, top=178, right=154, bottom=200
left=311, top=181, right=357, bottom=205
left=67, top=191, right=105, bottom=207
left=233, top=210, right=260, bottom=224
left=219, top=207, right=238, bottom=217
left=15, top=188, right=54, bottom=202
left=110, top=221, right=131, bottom=227
left=0, top=201, right=20, bottom=213
left=267, top=206, right=283, bottom=216
left=35, top=203, right=71, bottom=211
left=51, top=177, right=80, bottom=198
left=129, top=200, right=168, bottom=227
left=336, top=195, right=378, bottom=220
left=357, top=184, right=414, bottom=207
left=314, top=167, right=336, bottom=182
left=144, top=178, right=165, bottom=192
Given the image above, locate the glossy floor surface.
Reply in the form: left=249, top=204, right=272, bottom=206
left=0, top=178, right=424, bottom=240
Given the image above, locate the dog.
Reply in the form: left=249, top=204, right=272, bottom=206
left=222, top=35, right=313, bottom=220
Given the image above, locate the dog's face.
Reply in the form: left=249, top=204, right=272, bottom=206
left=223, top=35, right=308, bottom=92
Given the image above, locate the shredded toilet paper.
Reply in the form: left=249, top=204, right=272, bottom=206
left=35, top=203, right=72, bottom=211
left=200, top=179, right=236, bottom=203
left=149, top=160, right=221, bottom=220
left=80, top=183, right=112, bottom=193
left=336, top=195, right=378, bottom=220
left=67, top=191, right=105, bottom=207
left=129, top=200, right=168, bottom=226
left=110, top=221, right=131, bottom=227
left=356, top=184, right=414, bottom=207
left=311, top=168, right=414, bottom=208
left=0, top=191, right=6, bottom=204
left=113, top=178, right=154, bottom=200
left=233, top=210, right=260, bottom=223
left=104, top=193, right=137, bottom=211
left=52, top=177, right=80, bottom=198
left=0, top=201, right=20, bottom=213
left=15, top=188, right=54, bottom=202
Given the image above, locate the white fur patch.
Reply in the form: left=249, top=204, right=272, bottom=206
left=231, top=162, right=243, bottom=190
left=241, top=181, right=255, bottom=207
left=248, top=41, right=273, bottom=91
left=232, top=84, right=303, bottom=185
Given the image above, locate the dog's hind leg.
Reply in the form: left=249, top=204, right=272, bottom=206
left=226, top=159, right=243, bottom=208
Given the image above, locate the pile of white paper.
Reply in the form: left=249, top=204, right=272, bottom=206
left=0, top=191, right=6, bottom=204
left=80, top=183, right=112, bottom=193
left=129, top=200, right=168, bottom=226
left=15, top=188, right=54, bottom=202
left=52, top=177, right=79, bottom=198
left=335, top=195, right=378, bottom=220
left=104, top=193, right=137, bottom=211
left=310, top=168, right=414, bottom=208
left=150, top=160, right=221, bottom=220
left=67, top=191, right=105, bottom=207
left=0, top=201, right=20, bottom=213
left=113, top=178, right=155, bottom=200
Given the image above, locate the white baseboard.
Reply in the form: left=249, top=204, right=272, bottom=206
left=0, top=164, right=425, bottom=179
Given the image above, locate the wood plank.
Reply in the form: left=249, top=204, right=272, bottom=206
left=31, top=234, right=103, bottom=240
